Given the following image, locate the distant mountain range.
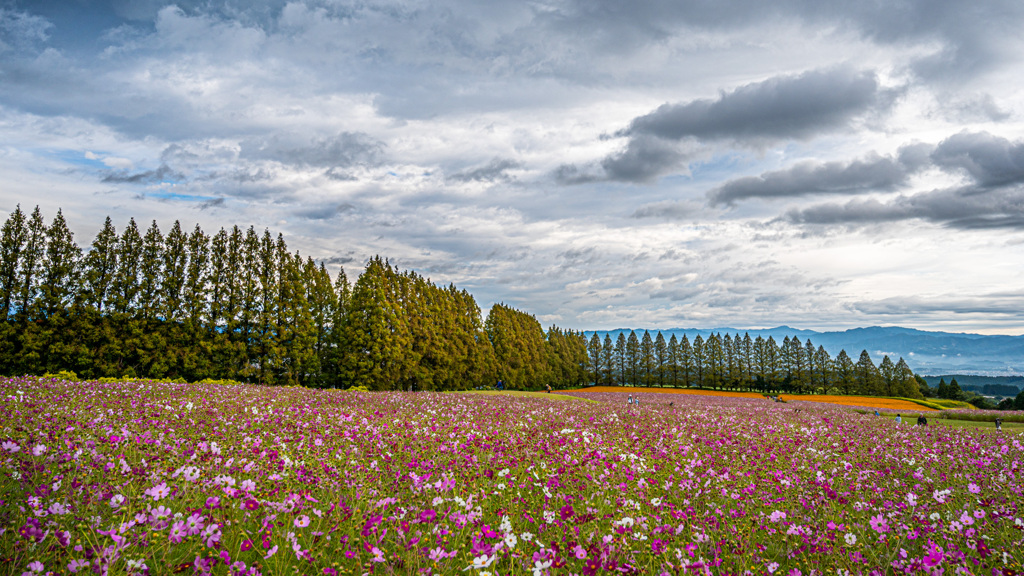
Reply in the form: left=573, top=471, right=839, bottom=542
left=583, top=326, right=1024, bottom=377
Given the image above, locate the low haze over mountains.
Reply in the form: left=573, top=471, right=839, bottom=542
left=587, top=326, right=1024, bottom=376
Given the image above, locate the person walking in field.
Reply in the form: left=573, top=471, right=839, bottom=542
left=995, top=417, right=1002, bottom=431
left=895, top=414, right=902, bottom=424
left=628, top=394, right=633, bottom=405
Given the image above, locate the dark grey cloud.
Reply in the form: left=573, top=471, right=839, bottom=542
left=239, top=132, right=384, bottom=169
left=101, top=163, right=183, bottom=184
left=596, top=67, right=896, bottom=184
left=198, top=197, right=225, bottom=210
left=785, top=185, right=1024, bottom=230
left=707, top=152, right=921, bottom=206
left=294, top=203, right=355, bottom=221
left=931, top=131, right=1024, bottom=188
left=622, top=68, right=888, bottom=143
left=552, top=164, right=602, bottom=185
left=447, top=158, right=521, bottom=183
left=601, top=135, right=687, bottom=183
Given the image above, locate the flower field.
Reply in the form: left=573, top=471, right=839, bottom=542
left=2, top=377, right=1023, bottom=576
left=577, top=387, right=936, bottom=413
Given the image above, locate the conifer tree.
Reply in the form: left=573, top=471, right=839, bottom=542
left=38, top=210, right=82, bottom=317
left=947, top=378, right=963, bottom=401
left=811, top=345, right=833, bottom=393
left=879, top=355, right=897, bottom=396
left=640, top=330, right=655, bottom=386
left=161, top=221, right=188, bottom=321
left=0, top=205, right=27, bottom=319
left=895, top=358, right=922, bottom=399
left=679, top=334, right=694, bottom=387
left=625, top=330, right=641, bottom=386
left=138, top=220, right=164, bottom=320
left=182, top=224, right=209, bottom=325
left=834, top=350, right=856, bottom=395
left=588, top=333, right=603, bottom=384
left=614, top=333, right=627, bottom=385
left=601, top=334, right=614, bottom=385
left=742, top=333, right=754, bottom=387
left=667, top=334, right=681, bottom=388
left=855, top=350, right=881, bottom=395
left=82, top=217, right=118, bottom=313
left=654, top=331, right=668, bottom=386
left=704, top=333, right=724, bottom=389
left=692, top=334, right=705, bottom=388
left=110, top=218, right=143, bottom=315
left=16, top=206, right=47, bottom=319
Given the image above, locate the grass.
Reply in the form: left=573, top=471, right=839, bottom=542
left=870, top=412, right=1024, bottom=431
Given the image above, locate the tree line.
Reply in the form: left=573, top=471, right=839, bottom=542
left=0, top=206, right=588, bottom=389
left=586, top=330, right=925, bottom=398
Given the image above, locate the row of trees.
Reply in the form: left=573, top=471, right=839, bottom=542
left=0, top=206, right=588, bottom=389
left=586, top=330, right=923, bottom=398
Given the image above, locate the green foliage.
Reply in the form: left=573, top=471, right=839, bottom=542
left=0, top=206, right=977, bottom=398
left=42, top=370, right=78, bottom=381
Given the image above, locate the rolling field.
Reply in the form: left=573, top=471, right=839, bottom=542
left=1, top=376, right=1022, bottom=575
left=573, top=386, right=938, bottom=412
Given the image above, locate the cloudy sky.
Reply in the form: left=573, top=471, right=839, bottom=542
left=3, top=0, right=1024, bottom=334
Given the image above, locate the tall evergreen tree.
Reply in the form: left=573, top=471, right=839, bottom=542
left=588, top=333, right=603, bottom=384
left=0, top=205, right=27, bottom=319
left=854, top=350, right=881, bottom=395
left=834, top=350, right=856, bottom=395
left=161, top=220, right=188, bottom=321
left=679, top=334, right=694, bottom=387
left=614, top=333, right=627, bottom=386
left=600, top=334, right=614, bottom=385
left=654, top=331, right=668, bottom=386
left=110, top=218, right=143, bottom=315
left=15, top=206, right=47, bottom=319
left=667, top=334, right=681, bottom=388
left=692, top=334, right=705, bottom=387
left=625, top=330, right=641, bottom=386
left=182, top=224, right=209, bottom=325
left=639, top=330, right=655, bottom=386
left=82, top=217, right=118, bottom=313
left=138, top=220, right=164, bottom=320
left=38, top=210, right=82, bottom=317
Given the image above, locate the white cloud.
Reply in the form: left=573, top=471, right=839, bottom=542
left=2, top=0, right=1024, bottom=338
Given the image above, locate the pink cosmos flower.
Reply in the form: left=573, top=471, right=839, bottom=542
left=869, top=514, right=889, bottom=533
left=169, top=521, right=187, bottom=544
left=294, top=515, right=311, bottom=528
left=145, top=482, right=170, bottom=501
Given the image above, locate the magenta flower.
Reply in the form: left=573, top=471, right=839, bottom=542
left=294, top=515, right=310, bottom=528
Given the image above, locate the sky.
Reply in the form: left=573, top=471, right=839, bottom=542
left=2, top=0, right=1024, bottom=335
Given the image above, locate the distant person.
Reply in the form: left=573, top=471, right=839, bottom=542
left=995, top=417, right=1003, bottom=431
left=628, top=394, right=633, bottom=405
left=916, top=415, right=927, bottom=426
left=545, top=384, right=551, bottom=394
left=895, top=414, right=902, bottom=424
left=874, top=410, right=880, bottom=417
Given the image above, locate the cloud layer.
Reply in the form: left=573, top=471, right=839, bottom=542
left=2, top=0, right=1024, bottom=337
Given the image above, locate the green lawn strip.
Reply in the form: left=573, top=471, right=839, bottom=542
left=874, top=412, right=1024, bottom=430
left=454, top=390, right=598, bottom=403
